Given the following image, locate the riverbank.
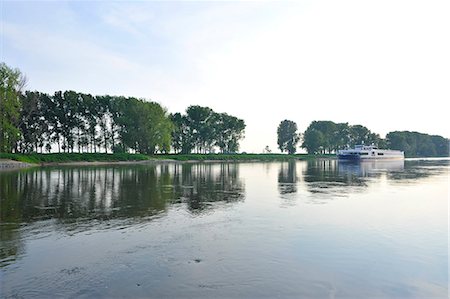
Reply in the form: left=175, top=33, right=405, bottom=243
left=0, top=159, right=35, bottom=169
left=0, top=152, right=334, bottom=168
left=152, top=153, right=334, bottom=162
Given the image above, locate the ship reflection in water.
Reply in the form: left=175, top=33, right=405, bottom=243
left=280, top=158, right=442, bottom=202
left=338, top=159, right=404, bottom=177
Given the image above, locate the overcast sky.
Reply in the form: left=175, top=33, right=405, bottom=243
left=2, top=0, right=449, bottom=153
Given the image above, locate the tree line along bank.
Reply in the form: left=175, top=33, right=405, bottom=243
left=2, top=90, right=246, bottom=155
left=1, top=63, right=245, bottom=155
left=1, top=63, right=448, bottom=157
left=276, top=120, right=449, bottom=157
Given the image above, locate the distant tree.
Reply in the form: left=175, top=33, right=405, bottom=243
left=301, top=120, right=386, bottom=154
left=302, top=127, right=325, bottom=154
left=109, top=96, right=127, bottom=153
left=349, top=125, right=369, bottom=145
left=18, top=91, right=49, bottom=153
left=387, top=131, right=449, bottom=157
left=386, top=132, right=409, bottom=153
left=170, top=113, right=183, bottom=154
left=113, top=98, right=172, bottom=154
left=377, top=138, right=388, bottom=149
left=185, top=105, right=214, bottom=153
left=0, top=63, right=27, bottom=152
left=431, top=135, right=449, bottom=157
left=39, top=92, right=56, bottom=151
left=277, top=120, right=300, bottom=154
left=96, top=95, right=113, bottom=153
left=173, top=106, right=245, bottom=154
left=313, top=121, right=336, bottom=153
left=62, top=91, right=82, bottom=152
left=215, top=113, right=245, bottom=153
left=331, top=122, right=350, bottom=151
left=50, top=91, right=80, bottom=153
left=3, top=63, right=248, bottom=155
left=83, top=94, right=100, bottom=152
left=152, top=104, right=173, bottom=153
left=170, top=112, right=196, bottom=154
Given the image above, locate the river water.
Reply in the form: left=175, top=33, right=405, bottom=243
left=0, top=159, right=448, bottom=298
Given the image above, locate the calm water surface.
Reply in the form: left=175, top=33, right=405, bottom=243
left=1, top=159, right=448, bottom=298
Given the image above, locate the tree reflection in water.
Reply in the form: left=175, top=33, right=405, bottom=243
left=277, top=159, right=446, bottom=200
left=2, top=159, right=447, bottom=268
left=277, top=160, right=371, bottom=200
left=172, top=163, right=244, bottom=213
left=306, top=159, right=448, bottom=208
left=0, top=163, right=244, bottom=267
left=278, top=161, right=298, bottom=195
left=1, top=164, right=244, bottom=223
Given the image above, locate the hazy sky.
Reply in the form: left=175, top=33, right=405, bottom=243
left=2, top=1, right=449, bottom=153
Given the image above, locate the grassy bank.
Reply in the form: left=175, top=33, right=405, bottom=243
left=0, top=152, right=334, bottom=164
left=0, top=153, right=150, bottom=164
left=148, top=153, right=333, bottom=161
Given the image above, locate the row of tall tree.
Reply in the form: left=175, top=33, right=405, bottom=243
left=0, top=63, right=245, bottom=154
left=276, top=120, right=382, bottom=154
left=277, top=119, right=448, bottom=157
left=171, top=106, right=245, bottom=154
left=18, top=91, right=173, bottom=154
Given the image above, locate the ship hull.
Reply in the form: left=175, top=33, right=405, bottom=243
left=337, top=145, right=404, bottom=161
left=337, top=154, right=361, bottom=160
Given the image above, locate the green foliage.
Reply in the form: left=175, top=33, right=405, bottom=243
left=387, top=131, right=449, bottom=157
left=302, top=128, right=324, bottom=154
left=170, top=112, right=191, bottom=154
left=17, top=91, right=49, bottom=153
left=170, top=106, right=245, bottom=154
left=14, top=86, right=173, bottom=155
left=301, top=121, right=448, bottom=157
left=277, top=120, right=300, bottom=154
left=302, top=121, right=382, bottom=154
left=5, top=64, right=243, bottom=156
left=5, top=63, right=447, bottom=159
left=186, top=105, right=215, bottom=153
left=215, top=113, right=246, bottom=153
left=112, top=144, right=126, bottom=153
left=0, top=153, right=40, bottom=164
left=0, top=63, right=26, bottom=152
left=114, top=98, right=173, bottom=154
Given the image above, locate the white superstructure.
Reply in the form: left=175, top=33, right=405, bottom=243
left=337, top=145, right=404, bottom=160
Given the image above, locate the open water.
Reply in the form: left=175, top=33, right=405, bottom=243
left=0, top=159, right=448, bottom=298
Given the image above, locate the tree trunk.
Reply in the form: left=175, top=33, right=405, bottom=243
left=104, top=131, right=108, bottom=154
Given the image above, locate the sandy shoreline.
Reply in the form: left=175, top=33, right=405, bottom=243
left=0, top=159, right=35, bottom=169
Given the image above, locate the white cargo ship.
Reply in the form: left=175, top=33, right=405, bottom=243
left=337, top=145, right=404, bottom=160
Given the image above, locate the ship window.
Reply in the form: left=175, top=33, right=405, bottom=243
left=377, top=153, right=384, bottom=156
left=359, top=152, right=368, bottom=155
